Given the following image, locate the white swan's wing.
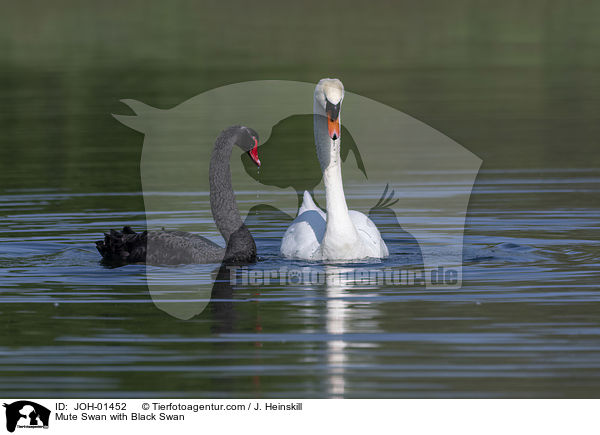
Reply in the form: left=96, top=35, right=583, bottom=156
left=280, top=209, right=326, bottom=260
left=349, top=210, right=389, bottom=258
left=297, top=190, right=326, bottom=219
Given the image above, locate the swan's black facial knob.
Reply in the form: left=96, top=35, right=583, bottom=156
left=326, top=100, right=341, bottom=141
left=325, top=100, right=340, bottom=121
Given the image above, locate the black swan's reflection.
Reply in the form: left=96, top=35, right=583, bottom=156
left=208, top=264, right=236, bottom=334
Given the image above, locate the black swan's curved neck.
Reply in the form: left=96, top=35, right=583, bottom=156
left=209, top=129, right=256, bottom=263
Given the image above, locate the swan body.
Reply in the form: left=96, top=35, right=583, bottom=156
left=280, top=79, right=388, bottom=261
left=96, top=126, right=261, bottom=266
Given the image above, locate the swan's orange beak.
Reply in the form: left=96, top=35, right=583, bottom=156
left=325, top=100, right=341, bottom=141
left=327, top=114, right=340, bottom=141
left=248, top=137, right=261, bottom=167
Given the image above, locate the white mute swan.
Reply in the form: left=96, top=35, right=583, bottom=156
left=280, top=78, right=389, bottom=261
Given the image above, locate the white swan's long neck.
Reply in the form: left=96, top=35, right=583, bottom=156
left=322, top=140, right=351, bottom=226
left=314, top=100, right=356, bottom=237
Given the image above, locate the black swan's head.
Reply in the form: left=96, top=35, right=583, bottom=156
left=236, top=126, right=261, bottom=167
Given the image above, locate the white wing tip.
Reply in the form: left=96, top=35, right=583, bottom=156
left=299, top=191, right=317, bottom=215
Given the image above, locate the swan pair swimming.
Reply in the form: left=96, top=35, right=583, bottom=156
left=96, top=78, right=388, bottom=265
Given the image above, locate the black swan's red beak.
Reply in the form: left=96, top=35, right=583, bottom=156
left=248, top=137, right=261, bottom=167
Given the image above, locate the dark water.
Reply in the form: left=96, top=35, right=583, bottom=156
left=1, top=169, right=598, bottom=398
left=1, top=1, right=599, bottom=398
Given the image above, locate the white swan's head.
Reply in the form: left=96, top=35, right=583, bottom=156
left=315, top=78, right=344, bottom=141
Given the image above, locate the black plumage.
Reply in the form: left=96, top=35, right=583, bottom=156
left=96, top=126, right=260, bottom=266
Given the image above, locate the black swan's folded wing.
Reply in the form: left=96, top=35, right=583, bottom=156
left=96, top=226, right=225, bottom=266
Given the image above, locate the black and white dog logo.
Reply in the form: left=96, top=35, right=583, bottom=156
left=3, top=401, right=50, bottom=432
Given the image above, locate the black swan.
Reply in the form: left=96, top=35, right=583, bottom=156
left=96, top=125, right=261, bottom=266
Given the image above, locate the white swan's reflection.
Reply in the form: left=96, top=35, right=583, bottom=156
left=324, top=266, right=350, bottom=397
left=322, top=266, right=361, bottom=397
left=323, top=265, right=384, bottom=397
